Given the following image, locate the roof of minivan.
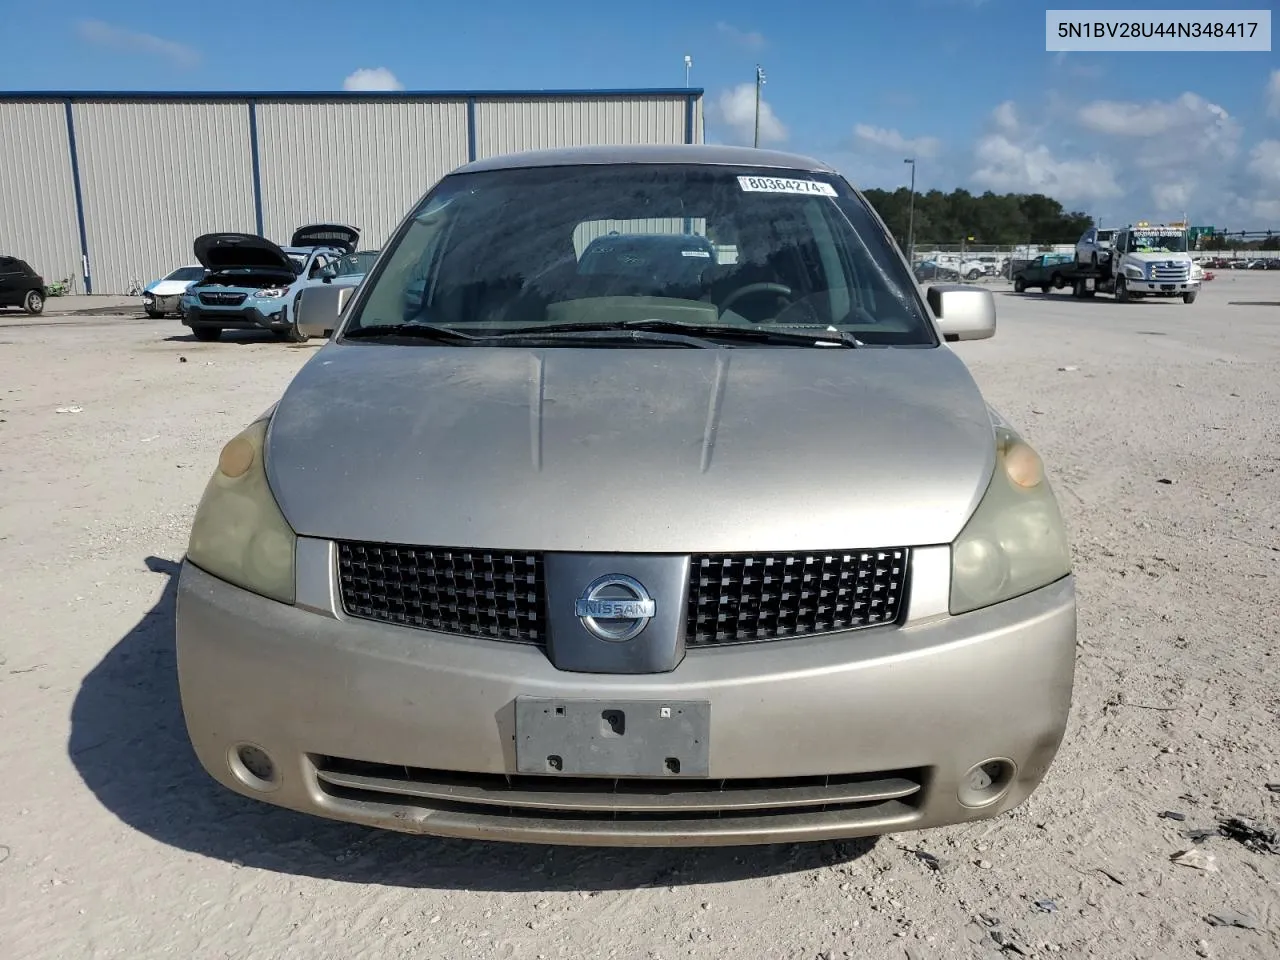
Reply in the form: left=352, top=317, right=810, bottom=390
left=453, top=143, right=838, bottom=176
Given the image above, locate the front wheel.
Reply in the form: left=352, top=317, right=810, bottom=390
left=23, top=289, right=44, bottom=315
left=1051, top=273, right=1067, bottom=290
left=192, top=326, right=221, bottom=342
left=1115, top=277, right=1130, bottom=303
left=1183, top=291, right=1198, bottom=304
left=966, top=269, right=982, bottom=281
left=284, top=297, right=310, bottom=342
left=146, top=308, right=165, bottom=319
left=1013, top=277, right=1026, bottom=293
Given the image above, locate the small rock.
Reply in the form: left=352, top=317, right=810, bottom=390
left=978, top=859, right=993, bottom=870
left=1058, top=365, right=1078, bottom=372
left=179, top=356, right=188, bottom=363
left=1265, top=783, right=1280, bottom=793
left=1159, top=811, right=1187, bottom=821
left=1195, top=940, right=1210, bottom=958
left=1157, top=478, right=1174, bottom=485
left=1033, top=899, right=1056, bottom=913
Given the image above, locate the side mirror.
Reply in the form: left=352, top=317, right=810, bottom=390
left=927, top=284, right=996, bottom=342
left=296, top=283, right=354, bottom=338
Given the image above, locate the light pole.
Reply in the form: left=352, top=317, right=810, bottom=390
left=903, top=158, right=917, bottom=264
left=754, top=65, right=765, bottom=147
left=684, top=55, right=692, bottom=87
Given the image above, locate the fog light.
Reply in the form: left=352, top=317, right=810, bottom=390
left=958, top=758, right=1015, bottom=808
left=229, top=742, right=280, bottom=791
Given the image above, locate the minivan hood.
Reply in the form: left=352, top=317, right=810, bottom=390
left=194, top=233, right=296, bottom=275
left=290, top=223, right=359, bottom=253
left=264, top=345, right=998, bottom=554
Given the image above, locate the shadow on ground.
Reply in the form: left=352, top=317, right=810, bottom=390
left=69, top=556, right=875, bottom=890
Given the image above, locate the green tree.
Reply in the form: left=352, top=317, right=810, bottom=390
left=862, top=187, right=1093, bottom=247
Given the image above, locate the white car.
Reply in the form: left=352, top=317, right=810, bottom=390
left=142, top=265, right=206, bottom=318
left=1075, top=227, right=1116, bottom=268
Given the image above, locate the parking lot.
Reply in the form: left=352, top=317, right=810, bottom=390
left=2, top=272, right=1278, bottom=960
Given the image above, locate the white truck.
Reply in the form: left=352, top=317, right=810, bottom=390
left=1070, top=222, right=1200, bottom=304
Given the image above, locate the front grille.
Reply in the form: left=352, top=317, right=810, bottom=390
left=199, top=291, right=247, bottom=306
left=337, top=542, right=546, bottom=643
left=312, top=755, right=926, bottom=824
left=687, top=550, right=908, bottom=646
left=1150, top=263, right=1189, bottom=282
left=335, top=542, right=909, bottom=648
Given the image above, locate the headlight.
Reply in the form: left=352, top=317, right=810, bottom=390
left=255, top=287, right=289, bottom=298
left=186, top=414, right=296, bottom=603
left=949, top=424, right=1071, bottom=615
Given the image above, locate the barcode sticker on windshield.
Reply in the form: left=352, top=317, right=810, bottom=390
left=738, top=176, right=837, bottom=196
left=681, top=249, right=711, bottom=257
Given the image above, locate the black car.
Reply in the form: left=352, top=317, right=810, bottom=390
left=0, top=255, right=46, bottom=315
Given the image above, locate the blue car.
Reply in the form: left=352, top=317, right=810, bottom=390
left=181, top=223, right=360, bottom=342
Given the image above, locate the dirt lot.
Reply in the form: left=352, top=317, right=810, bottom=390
left=2, top=274, right=1278, bottom=960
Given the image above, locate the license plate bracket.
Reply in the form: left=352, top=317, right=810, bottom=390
left=514, top=697, right=710, bottom=777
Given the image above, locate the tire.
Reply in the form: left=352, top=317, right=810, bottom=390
left=1051, top=273, right=1066, bottom=290
left=1013, top=277, right=1026, bottom=293
left=1040, top=285, right=1051, bottom=294
left=1183, top=291, right=1197, bottom=304
left=966, top=269, right=982, bottom=281
left=1115, top=277, right=1130, bottom=303
left=23, top=289, right=44, bottom=315
left=192, top=326, right=221, bottom=342
left=146, top=308, right=164, bottom=319
left=284, top=297, right=310, bottom=342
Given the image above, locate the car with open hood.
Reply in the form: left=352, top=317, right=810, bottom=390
left=180, top=223, right=358, bottom=342
left=175, top=144, right=1077, bottom=847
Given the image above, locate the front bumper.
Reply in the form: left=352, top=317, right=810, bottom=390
left=175, top=553, right=1077, bottom=847
left=1129, top=278, right=1198, bottom=294
left=143, top=292, right=183, bottom=312
left=182, top=301, right=288, bottom=331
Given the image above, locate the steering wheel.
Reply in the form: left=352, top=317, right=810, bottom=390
left=718, top=282, right=794, bottom=317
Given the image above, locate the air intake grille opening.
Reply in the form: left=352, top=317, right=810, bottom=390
left=337, top=542, right=546, bottom=643
left=686, top=549, right=908, bottom=646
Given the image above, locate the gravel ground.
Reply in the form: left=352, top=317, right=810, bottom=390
left=2, top=274, right=1278, bottom=960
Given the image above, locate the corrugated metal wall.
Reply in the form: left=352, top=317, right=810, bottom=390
left=74, top=99, right=256, bottom=294
left=255, top=99, right=469, bottom=253
left=473, top=97, right=687, bottom=158
left=0, top=101, right=82, bottom=290
left=0, top=92, right=701, bottom=294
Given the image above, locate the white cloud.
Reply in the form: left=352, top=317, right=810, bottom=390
left=1268, top=70, right=1280, bottom=118
left=969, top=104, right=1119, bottom=203
left=716, top=21, right=766, bottom=50
left=991, top=100, right=1019, bottom=135
left=853, top=124, right=942, bottom=160
left=1246, top=140, right=1280, bottom=185
left=971, top=134, right=1121, bottom=203
left=75, top=19, right=200, bottom=68
left=1074, top=92, right=1241, bottom=218
left=708, top=83, right=787, bottom=145
left=343, top=67, right=404, bottom=92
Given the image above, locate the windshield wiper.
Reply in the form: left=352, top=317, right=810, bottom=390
left=485, top=318, right=860, bottom=348
left=342, top=323, right=479, bottom=343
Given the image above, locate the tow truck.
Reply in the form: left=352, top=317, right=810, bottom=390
left=1068, top=221, right=1199, bottom=304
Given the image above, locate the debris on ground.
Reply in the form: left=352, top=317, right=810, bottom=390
left=1159, top=811, right=1188, bottom=821
left=1217, top=816, right=1279, bottom=855
left=910, top=849, right=942, bottom=872
left=54, top=406, right=82, bottom=414
left=1033, top=900, right=1057, bottom=913
left=1264, top=783, right=1280, bottom=794
left=1170, top=849, right=1219, bottom=872
left=1058, top=365, right=1079, bottom=372
left=1206, top=911, right=1260, bottom=931
left=1157, top=478, right=1174, bottom=485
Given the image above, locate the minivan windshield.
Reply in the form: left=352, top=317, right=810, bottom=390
left=344, top=164, right=936, bottom=347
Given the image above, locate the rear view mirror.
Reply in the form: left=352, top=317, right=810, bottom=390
left=927, top=284, right=996, bottom=342
left=295, top=284, right=354, bottom=338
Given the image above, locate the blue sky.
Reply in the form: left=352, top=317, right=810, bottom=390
left=2, top=0, right=1277, bottom=227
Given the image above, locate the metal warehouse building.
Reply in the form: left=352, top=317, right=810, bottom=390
left=0, top=88, right=705, bottom=295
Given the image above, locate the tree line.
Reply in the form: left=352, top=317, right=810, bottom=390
left=860, top=187, right=1094, bottom=247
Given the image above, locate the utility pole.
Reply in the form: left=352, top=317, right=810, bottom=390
left=903, top=158, right=917, bottom=264
left=684, top=55, right=692, bottom=87
left=754, top=65, right=765, bottom=147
